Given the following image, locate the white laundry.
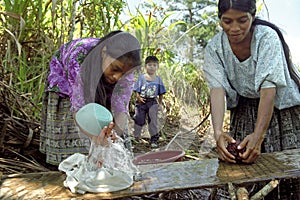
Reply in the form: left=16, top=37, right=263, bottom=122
left=58, top=137, right=138, bottom=194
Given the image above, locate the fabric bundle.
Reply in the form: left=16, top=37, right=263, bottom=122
left=59, top=136, right=138, bottom=194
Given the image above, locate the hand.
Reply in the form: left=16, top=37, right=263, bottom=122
left=238, top=132, right=264, bottom=164
left=92, top=122, right=117, bottom=146
left=215, top=132, right=236, bottom=163
left=138, top=96, right=145, bottom=103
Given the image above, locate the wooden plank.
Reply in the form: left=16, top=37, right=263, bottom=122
left=1, top=149, right=299, bottom=199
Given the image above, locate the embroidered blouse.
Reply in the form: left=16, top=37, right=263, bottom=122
left=47, top=38, right=134, bottom=113
left=203, top=25, right=300, bottom=109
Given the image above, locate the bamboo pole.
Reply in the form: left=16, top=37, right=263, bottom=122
left=250, top=180, right=279, bottom=200
left=228, top=182, right=236, bottom=200
left=237, top=187, right=249, bottom=200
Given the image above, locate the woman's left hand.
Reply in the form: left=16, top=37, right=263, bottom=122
left=92, top=122, right=117, bottom=146
left=239, top=88, right=275, bottom=164
left=238, top=132, right=264, bottom=163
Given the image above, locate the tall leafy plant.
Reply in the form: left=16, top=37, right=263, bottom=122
left=0, top=0, right=125, bottom=120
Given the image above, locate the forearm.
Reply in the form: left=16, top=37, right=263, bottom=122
left=210, top=88, right=226, bottom=140
left=113, top=112, right=128, bottom=136
left=254, top=87, right=276, bottom=138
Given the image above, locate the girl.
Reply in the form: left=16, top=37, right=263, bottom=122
left=40, top=31, right=141, bottom=166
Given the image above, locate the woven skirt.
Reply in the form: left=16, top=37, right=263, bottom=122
left=39, top=91, right=91, bottom=165
left=229, top=96, right=300, bottom=199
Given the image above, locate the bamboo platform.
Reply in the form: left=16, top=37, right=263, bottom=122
left=1, top=149, right=299, bottom=199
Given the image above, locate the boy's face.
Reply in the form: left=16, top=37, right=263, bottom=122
left=145, top=61, right=158, bottom=75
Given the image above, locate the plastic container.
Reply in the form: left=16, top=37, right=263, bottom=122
left=133, top=150, right=185, bottom=165
left=75, top=103, right=113, bottom=136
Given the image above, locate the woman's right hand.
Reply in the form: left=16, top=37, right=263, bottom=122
left=215, top=132, right=236, bottom=163
left=87, top=122, right=117, bottom=169
left=92, top=122, right=117, bottom=146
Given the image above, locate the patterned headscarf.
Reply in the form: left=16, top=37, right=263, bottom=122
left=218, top=0, right=256, bottom=18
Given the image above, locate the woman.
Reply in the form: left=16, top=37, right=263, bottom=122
left=40, top=31, right=141, bottom=166
left=203, top=0, right=300, bottom=198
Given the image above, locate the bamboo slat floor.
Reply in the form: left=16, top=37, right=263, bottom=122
left=1, top=149, right=299, bottom=199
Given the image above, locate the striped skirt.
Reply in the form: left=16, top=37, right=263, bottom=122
left=229, top=96, right=300, bottom=199
left=39, top=91, right=91, bottom=166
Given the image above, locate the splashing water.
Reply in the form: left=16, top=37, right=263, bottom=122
left=87, top=134, right=139, bottom=177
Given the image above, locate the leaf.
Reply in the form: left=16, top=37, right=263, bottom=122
left=4, top=28, right=22, bottom=56
left=168, top=20, right=186, bottom=30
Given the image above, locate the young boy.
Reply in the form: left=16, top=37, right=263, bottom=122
left=133, top=56, right=166, bottom=148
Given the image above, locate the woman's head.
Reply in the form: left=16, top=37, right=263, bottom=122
left=217, top=0, right=300, bottom=90
left=101, top=31, right=142, bottom=84
left=218, top=0, right=256, bottom=45
left=81, top=31, right=141, bottom=108
left=218, top=0, right=256, bottom=18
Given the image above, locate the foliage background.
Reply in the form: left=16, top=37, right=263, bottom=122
left=0, top=0, right=219, bottom=126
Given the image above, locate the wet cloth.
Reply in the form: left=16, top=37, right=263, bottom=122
left=58, top=153, right=134, bottom=194
left=58, top=137, right=138, bottom=194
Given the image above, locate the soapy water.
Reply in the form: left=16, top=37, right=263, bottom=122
left=86, top=133, right=139, bottom=177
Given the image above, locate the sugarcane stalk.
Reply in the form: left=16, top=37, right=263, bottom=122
left=250, top=180, right=279, bottom=200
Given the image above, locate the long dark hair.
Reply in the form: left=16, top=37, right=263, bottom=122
left=81, top=31, right=142, bottom=110
left=218, top=0, right=300, bottom=90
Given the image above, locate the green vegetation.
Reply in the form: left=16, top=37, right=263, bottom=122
left=0, top=0, right=218, bottom=127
